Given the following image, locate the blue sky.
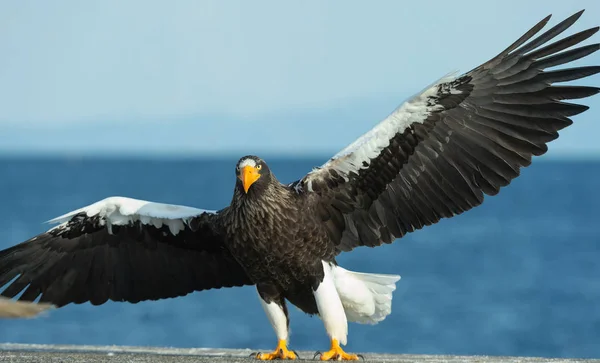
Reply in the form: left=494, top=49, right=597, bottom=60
left=0, top=1, right=598, bottom=158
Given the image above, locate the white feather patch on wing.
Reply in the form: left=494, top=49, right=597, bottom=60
left=46, top=196, right=215, bottom=236
left=332, top=265, right=400, bottom=325
left=304, top=73, right=459, bottom=185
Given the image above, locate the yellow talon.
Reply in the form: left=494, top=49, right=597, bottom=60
left=255, top=339, right=297, bottom=360
left=318, top=339, right=359, bottom=361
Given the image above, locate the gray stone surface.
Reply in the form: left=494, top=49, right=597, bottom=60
left=0, top=344, right=597, bottom=363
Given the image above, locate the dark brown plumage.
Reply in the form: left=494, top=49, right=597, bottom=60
left=0, top=10, right=598, bottom=361
left=225, top=156, right=335, bottom=316
left=0, top=211, right=252, bottom=306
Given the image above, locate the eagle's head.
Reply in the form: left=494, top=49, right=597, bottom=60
left=235, top=155, right=272, bottom=195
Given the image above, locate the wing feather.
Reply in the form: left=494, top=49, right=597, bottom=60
left=292, top=11, right=600, bottom=253
left=0, top=197, right=252, bottom=307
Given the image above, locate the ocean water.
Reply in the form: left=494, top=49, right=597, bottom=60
left=0, top=157, right=598, bottom=358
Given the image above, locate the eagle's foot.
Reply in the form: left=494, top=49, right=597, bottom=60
left=255, top=339, right=297, bottom=360
left=316, top=339, right=359, bottom=361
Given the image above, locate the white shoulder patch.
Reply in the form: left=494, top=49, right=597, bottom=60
left=47, top=196, right=216, bottom=236
left=304, top=73, right=459, bottom=186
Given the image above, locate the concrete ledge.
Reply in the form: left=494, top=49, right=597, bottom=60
left=0, top=344, right=598, bottom=363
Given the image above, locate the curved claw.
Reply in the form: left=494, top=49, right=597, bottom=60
left=255, top=340, right=297, bottom=360
left=357, top=354, right=365, bottom=361
left=317, top=339, right=359, bottom=361
left=313, top=351, right=322, bottom=360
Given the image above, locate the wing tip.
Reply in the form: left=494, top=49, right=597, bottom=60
left=541, top=13, right=553, bottom=24
left=558, top=9, right=585, bottom=25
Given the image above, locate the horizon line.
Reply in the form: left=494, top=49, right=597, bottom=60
left=1, top=150, right=600, bottom=162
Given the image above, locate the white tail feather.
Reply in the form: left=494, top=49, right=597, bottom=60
left=332, top=266, right=400, bottom=325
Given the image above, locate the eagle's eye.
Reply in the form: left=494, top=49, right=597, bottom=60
left=256, top=164, right=262, bottom=170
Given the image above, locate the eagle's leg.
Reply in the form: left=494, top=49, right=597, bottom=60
left=313, top=262, right=359, bottom=361
left=254, top=284, right=297, bottom=360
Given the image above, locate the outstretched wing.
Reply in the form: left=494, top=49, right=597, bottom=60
left=291, top=11, right=600, bottom=253
left=0, top=197, right=252, bottom=307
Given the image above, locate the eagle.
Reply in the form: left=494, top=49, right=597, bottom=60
left=0, top=11, right=599, bottom=361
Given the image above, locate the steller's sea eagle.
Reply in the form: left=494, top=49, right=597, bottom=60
left=1, top=10, right=599, bottom=361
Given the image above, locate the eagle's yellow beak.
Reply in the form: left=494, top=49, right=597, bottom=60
left=239, top=166, right=261, bottom=193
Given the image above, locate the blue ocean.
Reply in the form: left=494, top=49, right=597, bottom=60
left=0, top=157, right=598, bottom=358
